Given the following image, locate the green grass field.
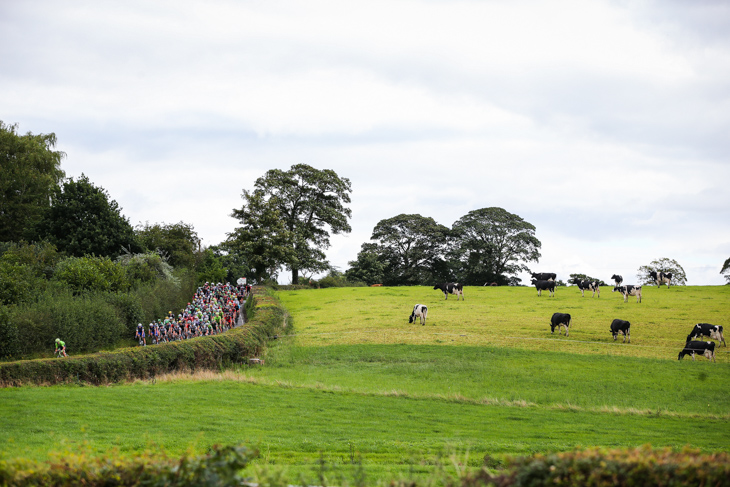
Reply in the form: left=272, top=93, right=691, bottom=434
left=1, top=285, right=728, bottom=482
left=275, top=285, right=729, bottom=359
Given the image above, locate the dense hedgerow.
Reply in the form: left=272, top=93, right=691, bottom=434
left=0, top=270, right=197, bottom=360
left=456, top=446, right=730, bottom=487
left=2, top=444, right=727, bottom=486
left=0, top=287, right=287, bottom=386
left=0, top=444, right=255, bottom=487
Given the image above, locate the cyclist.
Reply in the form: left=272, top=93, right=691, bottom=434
left=150, top=322, right=160, bottom=345
left=135, top=323, right=146, bottom=346
left=54, top=338, right=67, bottom=357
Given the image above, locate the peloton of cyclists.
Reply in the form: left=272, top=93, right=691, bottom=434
left=135, top=282, right=248, bottom=346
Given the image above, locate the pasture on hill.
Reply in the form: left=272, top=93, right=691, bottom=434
left=275, top=285, right=729, bottom=360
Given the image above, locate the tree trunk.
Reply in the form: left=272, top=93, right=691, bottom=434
left=292, top=267, right=299, bottom=285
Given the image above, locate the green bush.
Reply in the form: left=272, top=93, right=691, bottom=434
left=314, top=269, right=366, bottom=288
left=104, top=291, right=145, bottom=336
left=0, top=261, right=43, bottom=305
left=0, top=305, right=20, bottom=359
left=11, top=289, right=126, bottom=355
left=466, top=446, right=730, bottom=487
left=0, top=444, right=255, bottom=486
left=117, top=250, right=177, bottom=285
left=0, top=240, right=60, bottom=279
left=53, top=255, right=131, bottom=293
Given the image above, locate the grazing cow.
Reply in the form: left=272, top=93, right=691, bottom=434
left=687, top=323, right=726, bottom=347
left=611, top=274, right=623, bottom=287
left=609, top=319, right=631, bottom=343
left=408, top=304, right=428, bottom=325
left=433, top=283, right=464, bottom=301
left=678, top=341, right=716, bottom=362
left=571, top=278, right=600, bottom=298
left=531, top=272, right=556, bottom=281
left=550, top=313, right=571, bottom=336
left=532, top=279, right=556, bottom=297
left=613, top=285, right=642, bottom=303
left=649, top=271, right=673, bottom=288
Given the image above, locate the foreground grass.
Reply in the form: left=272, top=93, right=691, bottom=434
left=276, top=285, right=730, bottom=360
left=1, top=378, right=728, bottom=475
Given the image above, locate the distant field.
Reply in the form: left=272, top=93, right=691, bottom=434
left=276, top=285, right=730, bottom=360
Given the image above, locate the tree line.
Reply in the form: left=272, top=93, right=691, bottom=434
left=1, top=122, right=723, bottom=349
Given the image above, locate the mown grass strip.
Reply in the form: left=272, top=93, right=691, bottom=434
left=240, top=342, right=730, bottom=418
left=136, top=368, right=730, bottom=420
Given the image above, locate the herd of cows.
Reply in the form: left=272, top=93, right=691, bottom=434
left=404, top=274, right=725, bottom=363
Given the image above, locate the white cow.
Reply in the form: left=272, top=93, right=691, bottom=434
left=409, top=304, right=428, bottom=325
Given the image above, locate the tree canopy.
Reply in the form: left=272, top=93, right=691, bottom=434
left=367, top=214, right=451, bottom=286
left=451, top=207, right=541, bottom=286
left=229, top=164, right=352, bottom=284
left=0, top=121, right=66, bottom=241
left=40, top=174, right=139, bottom=259
left=637, top=258, right=687, bottom=286
left=721, top=258, right=730, bottom=284
left=135, top=221, right=200, bottom=269
left=347, top=208, right=541, bottom=286
left=345, top=244, right=386, bottom=286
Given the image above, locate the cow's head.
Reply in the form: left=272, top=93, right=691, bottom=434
left=612, top=286, right=624, bottom=293
left=408, top=315, right=415, bottom=324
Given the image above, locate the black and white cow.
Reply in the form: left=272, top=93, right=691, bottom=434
left=571, top=278, right=600, bottom=298
left=550, top=313, right=571, bottom=336
left=613, top=285, right=642, bottom=303
left=686, top=323, right=725, bottom=347
left=433, top=283, right=464, bottom=301
left=649, top=271, right=672, bottom=288
left=408, top=304, right=428, bottom=325
left=531, top=272, right=556, bottom=281
left=611, top=274, right=623, bottom=287
left=609, top=319, right=631, bottom=343
left=532, top=279, right=556, bottom=297
left=678, top=341, right=716, bottom=362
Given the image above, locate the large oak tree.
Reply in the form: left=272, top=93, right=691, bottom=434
left=229, top=164, right=352, bottom=284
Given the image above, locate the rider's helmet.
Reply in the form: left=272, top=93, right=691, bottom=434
left=55, top=338, right=60, bottom=343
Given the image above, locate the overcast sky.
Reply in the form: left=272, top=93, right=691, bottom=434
left=2, top=0, right=729, bottom=285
